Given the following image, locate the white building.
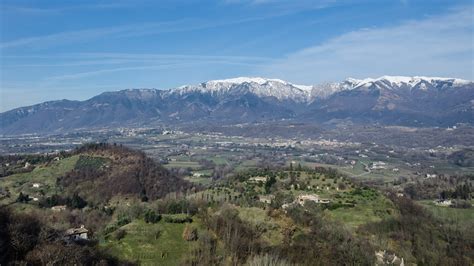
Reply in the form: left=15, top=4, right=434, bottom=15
left=64, top=225, right=89, bottom=241
left=296, top=194, right=330, bottom=205
left=248, top=176, right=268, bottom=183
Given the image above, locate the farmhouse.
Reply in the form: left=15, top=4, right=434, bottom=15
left=425, top=174, right=437, bottom=179
left=296, top=194, right=330, bottom=205
left=64, top=225, right=89, bottom=242
left=248, top=176, right=268, bottom=183
left=370, top=161, right=386, bottom=170
left=51, top=205, right=67, bottom=212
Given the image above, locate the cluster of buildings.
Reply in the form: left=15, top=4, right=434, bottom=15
left=370, top=161, right=387, bottom=170
left=279, top=194, right=331, bottom=210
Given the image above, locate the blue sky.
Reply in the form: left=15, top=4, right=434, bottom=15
left=1, top=0, right=473, bottom=111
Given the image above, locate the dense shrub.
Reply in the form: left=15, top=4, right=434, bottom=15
left=163, top=216, right=193, bottom=223
left=144, top=210, right=162, bottom=223
left=114, top=229, right=127, bottom=240
left=39, top=193, right=87, bottom=209
left=16, top=192, right=30, bottom=203
left=284, top=205, right=375, bottom=265
left=204, top=207, right=262, bottom=264
left=185, top=230, right=219, bottom=265
left=116, top=215, right=131, bottom=227
left=182, top=225, right=198, bottom=241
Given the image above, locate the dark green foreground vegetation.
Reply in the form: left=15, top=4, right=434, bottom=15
left=0, top=143, right=472, bottom=265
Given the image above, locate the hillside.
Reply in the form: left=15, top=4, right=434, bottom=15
left=1, top=76, right=473, bottom=135
left=0, top=143, right=193, bottom=206
left=0, top=144, right=472, bottom=265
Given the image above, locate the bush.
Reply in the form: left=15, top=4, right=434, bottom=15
left=103, top=224, right=118, bottom=235
left=114, top=229, right=126, bottom=240
left=182, top=225, right=198, bottom=241
left=66, top=193, right=87, bottom=209
left=144, top=210, right=162, bottom=223
left=16, top=192, right=30, bottom=203
left=116, top=215, right=131, bottom=227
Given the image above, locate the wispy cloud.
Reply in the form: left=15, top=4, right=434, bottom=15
left=43, top=59, right=270, bottom=82
left=0, top=19, right=196, bottom=50
left=1, top=0, right=339, bottom=51
left=260, top=6, right=474, bottom=83
left=1, top=1, right=135, bottom=14
left=45, top=64, right=187, bottom=81
left=0, top=15, right=273, bottom=50
left=2, top=53, right=274, bottom=68
left=222, top=0, right=338, bottom=12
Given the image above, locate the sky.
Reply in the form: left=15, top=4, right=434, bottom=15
left=1, top=0, right=473, bottom=112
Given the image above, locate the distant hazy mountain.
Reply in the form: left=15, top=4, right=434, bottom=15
left=1, top=76, right=473, bottom=135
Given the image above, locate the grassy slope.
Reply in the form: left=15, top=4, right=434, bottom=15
left=418, top=200, right=474, bottom=229
left=101, top=219, right=198, bottom=265
left=237, top=206, right=289, bottom=246
left=328, top=195, right=395, bottom=230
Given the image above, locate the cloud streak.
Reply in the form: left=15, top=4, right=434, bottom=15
left=43, top=59, right=270, bottom=82
left=0, top=19, right=197, bottom=49
left=1, top=1, right=137, bottom=14
left=2, top=53, right=274, bottom=68
left=0, top=7, right=316, bottom=51
left=261, top=6, right=474, bottom=83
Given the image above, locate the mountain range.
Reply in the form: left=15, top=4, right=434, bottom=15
left=1, top=76, right=473, bottom=135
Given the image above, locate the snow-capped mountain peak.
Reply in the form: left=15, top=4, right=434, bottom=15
left=173, top=77, right=313, bottom=102
left=169, top=75, right=472, bottom=103
left=205, top=77, right=313, bottom=91
left=347, top=76, right=472, bottom=89
left=207, top=77, right=286, bottom=85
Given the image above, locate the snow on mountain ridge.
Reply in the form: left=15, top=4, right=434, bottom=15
left=347, top=76, right=472, bottom=89
left=169, top=76, right=472, bottom=102
left=208, top=77, right=286, bottom=85
left=172, top=77, right=313, bottom=102
left=206, top=77, right=313, bottom=92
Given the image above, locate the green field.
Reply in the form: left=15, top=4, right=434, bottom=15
left=328, top=194, right=395, bottom=230
left=101, top=219, right=198, bottom=265
left=208, top=156, right=229, bottom=165
left=419, top=200, right=474, bottom=228
left=163, top=161, right=201, bottom=169
left=234, top=159, right=259, bottom=172
left=184, top=176, right=213, bottom=185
